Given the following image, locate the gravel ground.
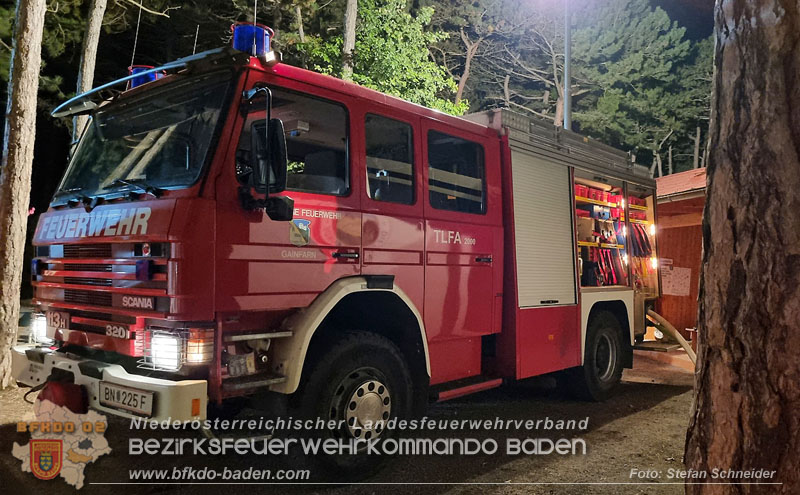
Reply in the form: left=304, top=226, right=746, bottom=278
left=0, top=356, right=694, bottom=495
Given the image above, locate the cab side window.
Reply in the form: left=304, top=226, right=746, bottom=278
left=236, top=89, right=349, bottom=196
left=427, top=130, right=486, bottom=214
left=365, top=114, right=414, bottom=205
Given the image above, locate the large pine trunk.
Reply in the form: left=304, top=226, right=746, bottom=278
left=0, top=0, right=48, bottom=389
left=72, top=0, right=107, bottom=142
left=684, top=1, right=800, bottom=493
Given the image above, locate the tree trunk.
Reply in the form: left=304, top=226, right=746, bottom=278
left=685, top=2, right=800, bottom=493
left=295, top=4, right=305, bottom=43
left=693, top=125, right=701, bottom=169
left=668, top=145, right=673, bottom=175
left=271, top=2, right=282, bottom=38
left=502, top=74, right=511, bottom=107
left=341, top=0, right=357, bottom=81
left=0, top=0, right=48, bottom=390
left=650, top=152, right=663, bottom=178
left=553, top=95, right=563, bottom=127
left=702, top=131, right=711, bottom=169
left=455, top=29, right=480, bottom=107
left=72, top=0, right=107, bottom=143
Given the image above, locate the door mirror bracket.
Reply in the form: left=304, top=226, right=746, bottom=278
left=239, top=86, right=292, bottom=221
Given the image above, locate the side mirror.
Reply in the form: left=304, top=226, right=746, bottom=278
left=267, top=118, right=287, bottom=194
left=250, top=118, right=288, bottom=194
left=239, top=86, right=293, bottom=221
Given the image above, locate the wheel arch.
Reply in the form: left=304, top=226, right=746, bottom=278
left=268, top=276, right=430, bottom=395
left=580, top=292, right=634, bottom=368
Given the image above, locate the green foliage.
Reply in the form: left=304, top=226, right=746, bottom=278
left=569, top=0, right=708, bottom=172
left=296, top=0, right=468, bottom=114
left=2, top=0, right=711, bottom=176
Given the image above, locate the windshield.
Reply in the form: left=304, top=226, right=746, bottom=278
left=55, top=72, right=231, bottom=202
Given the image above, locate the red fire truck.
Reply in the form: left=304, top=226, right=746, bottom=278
left=13, top=28, right=659, bottom=450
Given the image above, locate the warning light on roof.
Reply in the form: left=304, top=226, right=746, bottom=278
left=231, top=22, right=274, bottom=56
left=128, top=65, right=164, bottom=89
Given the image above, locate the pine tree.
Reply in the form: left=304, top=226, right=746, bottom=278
left=571, top=0, right=693, bottom=175
left=0, top=0, right=48, bottom=389
left=686, top=1, right=800, bottom=491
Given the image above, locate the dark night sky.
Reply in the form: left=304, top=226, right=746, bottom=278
left=654, top=0, right=715, bottom=39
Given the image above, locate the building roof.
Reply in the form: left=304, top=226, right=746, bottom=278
left=656, top=168, right=707, bottom=198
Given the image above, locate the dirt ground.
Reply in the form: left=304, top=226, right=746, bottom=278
left=0, top=356, right=694, bottom=495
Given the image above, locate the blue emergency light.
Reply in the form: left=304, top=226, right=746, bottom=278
left=231, top=22, right=274, bottom=56
left=128, top=65, right=164, bottom=89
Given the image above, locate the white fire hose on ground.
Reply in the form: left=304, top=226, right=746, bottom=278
left=645, top=309, right=697, bottom=365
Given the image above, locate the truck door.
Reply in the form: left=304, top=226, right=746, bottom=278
left=358, top=112, right=425, bottom=313
left=216, top=81, right=361, bottom=311
left=422, top=125, right=501, bottom=380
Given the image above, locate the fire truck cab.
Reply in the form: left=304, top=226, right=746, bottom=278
left=13, top=34, right=659, bottom=445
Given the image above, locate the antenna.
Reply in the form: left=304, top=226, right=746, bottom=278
left=130, top=4, right=143, bottom=67
left=192, top=24, right=199, bottom=54
left=253, top=0, right=258, bottom=55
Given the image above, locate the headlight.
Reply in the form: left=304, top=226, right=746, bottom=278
left=139, top=328, right=214, bottom=371
left=149, top=332, right=183, bottom=371
left=31, top=314, right=53, bottom=344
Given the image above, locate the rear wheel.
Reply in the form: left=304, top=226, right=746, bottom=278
left=292, top=331, right=413, bottom=479
left=562, top=311, right=624, bottom=401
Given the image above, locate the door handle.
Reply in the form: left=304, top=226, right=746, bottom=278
left=332, top=251, right=360, bottom=259
left=475, top=256, right=493, bottom=263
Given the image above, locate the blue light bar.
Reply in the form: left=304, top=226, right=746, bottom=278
left=231, top=22, right=274, bottom=56
left=128, top=65, right=165, bottom=89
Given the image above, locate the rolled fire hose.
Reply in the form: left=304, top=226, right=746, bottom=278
left=646, top=309, right=697, bottom=365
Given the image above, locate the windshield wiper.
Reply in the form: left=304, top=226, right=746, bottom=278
left=105, top=178, right=163, bottom=198
left=51, top=187, right=104, bottom=212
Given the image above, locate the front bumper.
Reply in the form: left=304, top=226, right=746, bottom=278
left=12, top=345, right=207, bottom=421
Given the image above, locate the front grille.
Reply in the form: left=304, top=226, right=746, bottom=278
left=64, top=277, right=113, bottom=287
left=64, top=244, right=112, bottom=259
left=70, top=321, right=106, bottom=334
left=70, top=309, right=136, bottom=324
left=64, top=263, right=113, bottom=272
left=64, top=289, right=112, bottom=307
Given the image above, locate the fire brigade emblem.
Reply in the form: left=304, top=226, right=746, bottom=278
left=289, top=219, right=312, bottom=247
left=30, top=439, right=63, bottom=480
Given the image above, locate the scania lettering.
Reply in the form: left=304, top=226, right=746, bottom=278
left=13, top=24, right=660, bottom=475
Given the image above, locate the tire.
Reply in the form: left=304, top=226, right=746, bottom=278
left=291, top=331, right=413, bottom=479
left=562, top=311, right=624, bottom=401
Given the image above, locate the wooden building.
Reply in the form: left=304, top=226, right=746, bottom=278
left=655, top=168, right=707, bottom=345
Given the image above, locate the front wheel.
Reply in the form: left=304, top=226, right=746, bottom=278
left=291, top=331, right=413, bottom=479
left=561, top=311, right=624, bottom=401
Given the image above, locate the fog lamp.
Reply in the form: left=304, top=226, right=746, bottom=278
left=185, top=329, right=214, bottom=364
left=31, top=313, right=52, bottom=344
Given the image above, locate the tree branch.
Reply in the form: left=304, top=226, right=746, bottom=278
left=118, top=0, right=178, bottom=18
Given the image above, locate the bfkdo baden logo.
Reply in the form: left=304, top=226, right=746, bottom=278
left=30, top=439, right=63, bottom=480
left=13, top=394, right=111, bottom=489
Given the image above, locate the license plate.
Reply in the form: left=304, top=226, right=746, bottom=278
left=99, top=382, right=154, bottom=416
left=45, top=310, right=70, bottom=333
